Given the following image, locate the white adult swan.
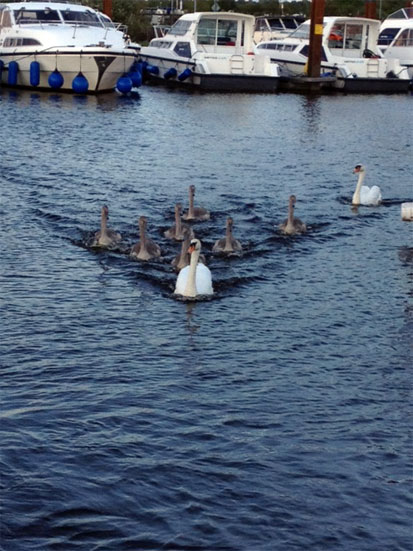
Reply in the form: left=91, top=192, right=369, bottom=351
left=213, top=217, right=242, bottom=254
left=174, top=239, right=213, bottom=298
left=92, top=205, right=122, bottom=248
left=130, top=216, right=161, bottom=261
left=164, top=203, right=194, bottom=241
left=182, top=185, right=210, bottom=222
left=352, top=164, right=382, bottom=206
left=279, top=195, right=307, bottom=235
left=172, top=233, right=206, bottom=272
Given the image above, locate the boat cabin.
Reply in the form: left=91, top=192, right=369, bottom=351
left=256, top=17, right=382, bottom=60
left=378, top=7, right=413, bottom=50
left=149, top=12, right=255, bottom=57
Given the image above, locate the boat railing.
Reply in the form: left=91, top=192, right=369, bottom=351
left=16, top=18, right=104, bottom=28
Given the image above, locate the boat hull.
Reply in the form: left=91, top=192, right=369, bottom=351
left=275, top=60, right=411, bottom=93
left=0, top=49, right=136, bottom=93
left=139, top=54, right=280, bottom=93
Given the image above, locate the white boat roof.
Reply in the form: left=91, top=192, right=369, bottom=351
left=176, top=11, right=255, bottom=23
left=2, top=1, right=98, bottom=11
left=302, top=16, right=381, bottom=29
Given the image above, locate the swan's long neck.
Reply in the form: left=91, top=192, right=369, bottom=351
left=184, top=248, right=199, bottom=297
left=140, top=222, right=147, bottom=253
left=188, top=188, right=195, bottom=217
left=178, top=237, right=190, bottom=269
left=101, top=211, right=108, bottom=238
left=225, top=222, right=233, bottom=251
left=175, top=206, right=182, bottom=234
left=353, top=171, right=365, bottom=204
left=288, top=200, right=295, bottom=226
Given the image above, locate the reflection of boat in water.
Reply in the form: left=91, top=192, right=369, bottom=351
left=139, top=11, right=280, bottom=92
left=253, top=14, right=305, bottom=44
left=255, top=16, right=411, bottom=93
left=0, top=1, right=137, bottom=93
left=0, top=85, right=140, bottom=110
left=378, top=7, right=413, bottom=79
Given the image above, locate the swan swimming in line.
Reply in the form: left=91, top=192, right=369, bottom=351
left=130, top=216, right=161, bottom=261
left=182, top=185, right=210, bottom=222
left=213, top=217, right=243, bottom=254
left=174, top=239, right=213, bottom=298
left=164, top=203, right=194, bottom=241
left=352, top=164, right=382, bottom=206
left=92, top=205, right=122, bottom=248
left=279, top=195, right=307, bottom=235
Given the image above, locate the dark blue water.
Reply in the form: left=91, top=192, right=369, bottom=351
left=1, top=85, right=412, bottom=551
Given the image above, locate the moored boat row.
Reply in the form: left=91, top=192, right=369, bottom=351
left=1, top=2, right=412, bottom=95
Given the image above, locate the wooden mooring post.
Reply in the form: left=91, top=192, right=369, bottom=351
left=307, top=0, right=326, bottom=79
left=103, top=0, right=113, bottom=20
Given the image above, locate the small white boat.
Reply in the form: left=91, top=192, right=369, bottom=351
left=139, top=11, right=281, bottom=92
left=378, top=7, right=413, bottom=79
left=0, top=1, right=138, bottom=93
left=253, top=14, right=305, bottom=44
left=255, top=16, right=411, bottom=93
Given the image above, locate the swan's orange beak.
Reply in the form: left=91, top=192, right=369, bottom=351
left=188, top=244, right=195, bottom=254
left=353, top=166, right=361, bottom=174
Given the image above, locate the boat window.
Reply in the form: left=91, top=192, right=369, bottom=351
left=14, top=8, right=61, bottom=24
left=0, top=8, right=12, bottom=29
left=197, top=18, right=238, bottom=46
left=394, top=28, right=413, bottom=47
left=289, top=23, right=311, bottom=40
left=174, top=41, right=191, bottom=57
left=168, top=19, right=191, bottom=36
left=284, top=18, right=299, bottom=30
left=344, top=23, right=362, bottom=49
left=61, top=9, right=102, bottom=27
left=299, top=45, right=327, bottom=60
left=254, top=18, right=270, bottom=32
left=378, top=27, right=401, bottom=45
left=150, top=39, right=172, bottom=48
left=3, top=36, right=42, bottom=46
left=268, top=18, right=283, bottom=30
left=328, top=23, right=362, bottom=50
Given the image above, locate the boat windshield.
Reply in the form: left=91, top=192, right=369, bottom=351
left=61, top=9, right=103, bottom=27
left=168, top=19, right=191, bottom=36
left=387, top=8, right=413, bottom=20
left=288, top=23, right=311, bottom=39
left=12, top=7, right=103, bottom=26
left=14, top=8, right=61, bottom=24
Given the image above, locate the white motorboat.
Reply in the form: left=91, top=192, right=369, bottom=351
left=0, top=1, right=138, bottom=93
left=253, top=14, right=305, bottom=44
left=378, top=7, right=413, bottom=79
left=255, top=16, right=411, bottom=93
left=138, top=11, right=280, bottom=92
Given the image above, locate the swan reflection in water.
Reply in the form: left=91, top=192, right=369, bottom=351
left=185, top=302, right=200, bottom=335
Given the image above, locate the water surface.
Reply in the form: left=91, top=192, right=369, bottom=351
left=1, top=86, right=412, bottom=550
